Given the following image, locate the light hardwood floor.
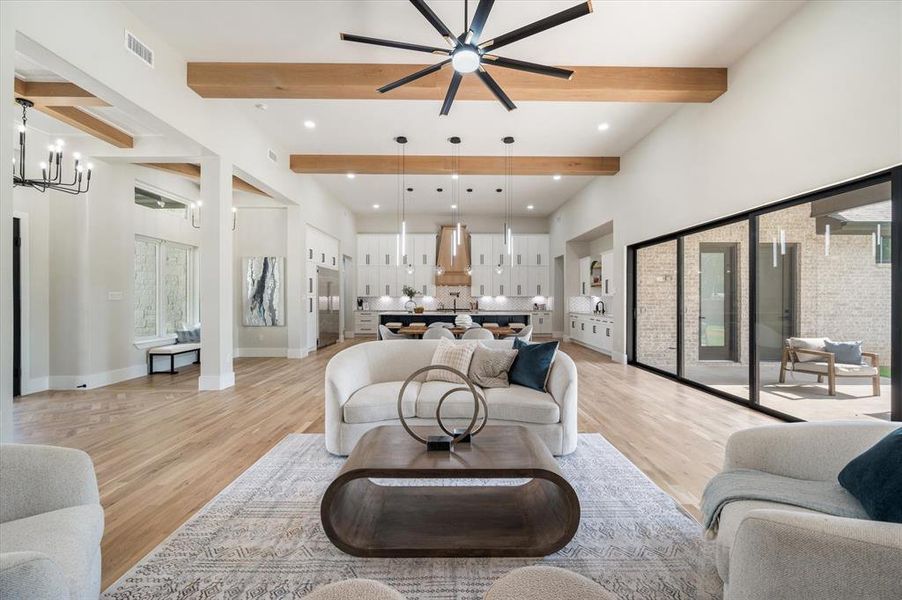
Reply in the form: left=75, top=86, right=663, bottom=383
left=12, top=339, right=776, bottom=590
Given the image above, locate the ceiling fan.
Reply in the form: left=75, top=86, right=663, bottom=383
left=340, top=0, right=593, bottom=115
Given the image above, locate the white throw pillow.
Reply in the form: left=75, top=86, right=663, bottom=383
left=427, top=338, right=478, bottom=383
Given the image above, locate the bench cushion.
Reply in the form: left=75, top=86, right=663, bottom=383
left=790, top=362, right=878, bottom=377
left=148, top=343, right=201, bottom=355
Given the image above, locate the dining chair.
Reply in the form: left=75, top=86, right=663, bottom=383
left=461, top=328, right=494, bottom=340
left=505, top=324, right=533, bottom=342
left=378, top=324, right=407, bottom=340
left=422, top=327, right=455, bottom=340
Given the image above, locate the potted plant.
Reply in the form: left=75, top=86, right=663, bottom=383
left=402, top=285, right=424, bottom=313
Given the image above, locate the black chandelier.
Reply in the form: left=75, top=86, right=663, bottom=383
left=12, top=98, right=93, bottom=195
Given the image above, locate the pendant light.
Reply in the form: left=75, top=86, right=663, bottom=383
left=395, top=136, right=408, bottom=269
left=498, top=136, right=515, bottom=274
left=435, top=186, right=445, bottom=276
left=449, top=136, right=463, bottom=264
left=495, top=186, right=504, bottom=274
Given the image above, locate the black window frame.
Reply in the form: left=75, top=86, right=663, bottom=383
left=627, top=166, right=901, bottom=422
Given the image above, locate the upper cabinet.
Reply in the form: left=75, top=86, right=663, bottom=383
left=577, top=251, right=615, bottom=296
left=600, top=251, right=615, bottom=296
left=578, top=256, right=592, bottom=296
left=307, top=226, right=339, bottom=269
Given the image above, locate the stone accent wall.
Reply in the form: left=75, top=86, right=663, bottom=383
left=635, top=241, right=678, bottom=372
left=163, top=245, right=189, bottom=333
left=134, top=239, right=157, bottom=337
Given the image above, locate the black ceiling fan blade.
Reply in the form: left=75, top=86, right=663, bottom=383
left=340, top=33, right=449, bottom=55
left=476, top=67, right=516, bottom=111
left=483, top=55, right=573, bottom=80
left=466, top=0, right=495, bottom=44
left=409, top=0, right=458, bottom=46
left=440, top=71, right=463, bottom=116
left=479, top=1, right=593, bottom=52
left=379, top=60, right=451, bottom=94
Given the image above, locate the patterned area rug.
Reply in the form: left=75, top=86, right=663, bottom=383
left=103, top=434, right=721, bottom=600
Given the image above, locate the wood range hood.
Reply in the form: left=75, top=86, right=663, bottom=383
left=435, top=225, right=471, bottom=286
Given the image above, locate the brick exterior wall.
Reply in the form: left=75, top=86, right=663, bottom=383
left=133, top=239, right=157, bottom=338
left=163, top=245, right=189, bottom=333
left=635, top=204, right=891, bottom=370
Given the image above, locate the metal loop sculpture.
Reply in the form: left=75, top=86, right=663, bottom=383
left=397, top=364, right=488, bottom=448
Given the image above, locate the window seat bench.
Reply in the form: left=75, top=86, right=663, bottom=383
left=147, top=343, right=201, bottom=374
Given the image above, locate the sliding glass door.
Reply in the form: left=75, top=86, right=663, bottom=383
left=628, top=167, right=900, bottom=422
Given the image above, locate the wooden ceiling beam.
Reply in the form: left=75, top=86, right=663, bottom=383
left=290, top=155, right=619, bottom=176
left=188, top=63, right=727, bottom=103
left=141, top=163, right=270, bottom=197
left=36, top=106, right=134, bottom=149
left=15, top=77, right=110, bottom=107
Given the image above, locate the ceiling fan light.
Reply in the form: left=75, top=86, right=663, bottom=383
left=452, top=47, right=481, bottom=74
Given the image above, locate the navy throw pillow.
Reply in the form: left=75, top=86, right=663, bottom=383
left=825, top=340, right=863, bottom=365
left=509, top=338, right=558, bottom=392
left=838, top=428, right=902, bottom=523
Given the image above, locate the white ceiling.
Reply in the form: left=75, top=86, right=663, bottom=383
left=45, top=1, right=806, bottom=215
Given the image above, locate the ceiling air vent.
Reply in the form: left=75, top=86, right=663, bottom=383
left=267, top=149, right=279, bottom=164
left=125, top=31, right=154, bottom=67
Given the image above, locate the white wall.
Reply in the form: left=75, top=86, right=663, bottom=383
left=233, top=207, right=289, bottom=356
left=550, top=0, right=902, bottom=361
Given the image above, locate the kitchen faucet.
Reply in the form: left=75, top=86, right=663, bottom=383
left=450, top=291, right=460, bottom=312
left=594, top=299, right=606, bottom=315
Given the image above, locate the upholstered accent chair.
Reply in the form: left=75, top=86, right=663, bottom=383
left=461, top=327, right=495, bottom=340
left=779, top=337, right=881, bottom=396
left=0, top=443, right=104, bottom=600
left=711, top=421, right=901, bottom=600
left=422, top=327, right=455, bottom=340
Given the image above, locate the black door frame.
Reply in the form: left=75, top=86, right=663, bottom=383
left=13, top=217, right=21, bottom=397
left=697, top=242, right=739, bottom=361
left=627, top=166, right=901, bottom=422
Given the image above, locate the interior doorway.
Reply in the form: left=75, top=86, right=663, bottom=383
left=13, top=217, right=21, bottom=397
left=698, top=243, right=739, bottom=361
left=756, top=242, right=798, bottom=361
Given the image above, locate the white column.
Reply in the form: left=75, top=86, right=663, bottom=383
left=0, top=2, right=15, bottom=440
left=286, top=205, right=307, bottom=359
left=198, top=156, right=235, bottom=390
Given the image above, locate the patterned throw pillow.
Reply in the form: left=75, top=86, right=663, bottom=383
left=468, top=344, right=518, bottom=388
left=426, top=338, right=478, bottom=383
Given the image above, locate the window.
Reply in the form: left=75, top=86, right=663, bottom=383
left=134, top=236, right=197, bottom=340
left=876, top=233, right=891, bottom=264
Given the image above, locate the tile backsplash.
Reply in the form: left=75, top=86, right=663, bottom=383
left=568, top=295, right=610, bottom=313
left=363, top=286, right=552, bottom=312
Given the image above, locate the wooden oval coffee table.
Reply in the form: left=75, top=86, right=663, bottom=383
left=320, top=425, right=580, bottom=557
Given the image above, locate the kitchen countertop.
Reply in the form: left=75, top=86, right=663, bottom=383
left=570, top=311, right=615, bottom=318
left=360, top=310, right=541, bottom=315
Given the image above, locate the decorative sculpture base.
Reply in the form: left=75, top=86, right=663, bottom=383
left=426, top=435, right=453, bottom=452
left=450, top=428, right=472, bottom=444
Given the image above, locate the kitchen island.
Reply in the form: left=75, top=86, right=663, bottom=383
left=377, top=311, right=531, bottom=328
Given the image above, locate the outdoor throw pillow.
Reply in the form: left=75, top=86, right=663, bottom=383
left=468, top=344, right=518, bottom=388
left=838, top=428, right=902, bottom=523
left=825, top=340, right=863, bottom=365
left=426, top=338, right=478, bottom=384
left=509, top=338, right=559, bottom=392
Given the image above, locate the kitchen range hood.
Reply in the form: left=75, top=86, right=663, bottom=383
left=435, top=224, right=471, bottom=286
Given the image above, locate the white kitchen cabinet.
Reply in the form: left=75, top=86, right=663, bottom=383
left=532, top=311, right=552, bottom=336
left=569, top=313, right=613, bottom=354
left=512, top=234, right=529, bottom=267
left=378, top=236, right=397, bottom=267
left=527, top=235, right=549, bottom=267
left=356, top=234, right=377, bottom=267
left=379, top=266, right=398, bottom=296
left=398, top=264, right=415, bottom=292
left=471, top=266, right=491, bottom=297
left=413, top=234, right=436, bottom=268
left=600, top=251, right=615, bottom=296
left=510, top=266, right=528, bottom=296
left=308, top=227, right=339, bottom=268
left=414, top=266, right=435, bottom=297
left=355, top=311, right=378, bottom=336
left=528, top=266, right=549, bottom=297
left=492, top=234, right=512, bottom=270
left=470, top=234, right=492, bottom=267
left=492, top=266, right=510, bottom=297
left=356, top=266, right=377, bottom=297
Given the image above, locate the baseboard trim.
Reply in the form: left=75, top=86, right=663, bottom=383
left=611, top=351, right=628, bottom=364
left=569, top=339, right=614, bottom=358
left=49, top=364, right=147, bottom=390
left=234, top=347, right=288, bottom=358
left=198, top=372, right=235, bottom=391
left=22, top=377, right=49, bottom=395
left=287, top=348, right=308, bottom=359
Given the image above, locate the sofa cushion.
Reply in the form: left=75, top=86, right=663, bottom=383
left=787, top=337, right=828, bottom=362
left=839, top=428, right=902, bottom=523
left=343, top=382, right=420, bottom=424
left=416, top=381, right=484, bottom=420
left=426, top=338, right=478, bottom=383
left=468, top=344, right=518, bottom=388
left=509, top=339, right=558, bottom=391
left=714, top=500, right=821, bottom=583
left=824, top=340, right=863, bottom=365
left=0, top=504, right=104, bottom=600
left=790, top=361, right=878, bottom=377
left=482, top=387, right=561, bottom=424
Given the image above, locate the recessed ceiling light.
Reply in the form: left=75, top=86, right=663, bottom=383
left=552, top=174, right=561, bottom=181
left=372, top=204, right=380, bottom=209
left=255, top=102, right=268, bottom=111
left=597, top=122, right=610, bottom=131
left=450, top=204, right=457, bottom=209
left=527, top=205, right=535, bottom=210
left=346, top=173, right=356, bottom=179
left=303, top=120, right=316, bottom=129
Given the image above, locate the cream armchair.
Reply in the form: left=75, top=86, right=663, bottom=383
left=779, top=337, right=881, bottom=396
left=714, top=421, right=901, bottom=600
left=0, top=444, right=104, bottom=600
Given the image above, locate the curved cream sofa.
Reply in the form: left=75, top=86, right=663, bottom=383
left=325, top=340, right=578, bottom=456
